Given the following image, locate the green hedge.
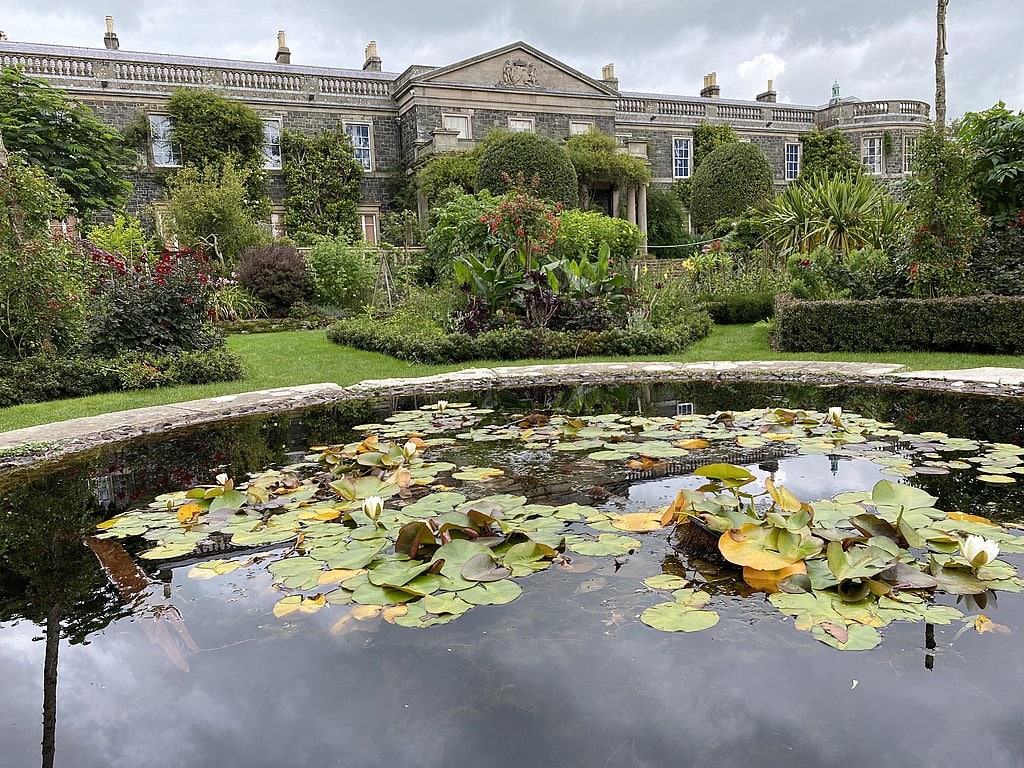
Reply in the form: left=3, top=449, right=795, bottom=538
left=0, top=347, right=244, bottom=407
left=701, top=292, right=775, bottom=324
left=326, top=315, right=712, bottom=364
left=773, top=294, right=1024, bottom=353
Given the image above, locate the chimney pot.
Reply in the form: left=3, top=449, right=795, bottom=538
left=275, top=29, right=291, bottom=64
left=600, top=63, right=619, bottom=91
left=363, top=40, right=382, bottom=72
left=700, top=71, right=720, bottom=99
left=756, top=78, right=778, bottom=103
left=103, top=16, right=120, bottom=50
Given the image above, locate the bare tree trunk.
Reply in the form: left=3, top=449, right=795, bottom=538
left=935, top=0, right=949, bottom=128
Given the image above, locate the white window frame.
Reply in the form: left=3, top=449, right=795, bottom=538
left=149, top=114, right=181, bottom=168
left=262, top=118, right=282, bottom=170
left=344, top=121, right=373, bottom=171
left=672, top=137, right=692, bottom=179
left=508, top=117, right=535, bottom=134
left=270, top=207, right=286, bottom=239
left=359, top=211, right=379, bottom=244
left=785, top=142, right=802, bottom=180
left=903, top=134, right=918, bottom=174
left=569, top=120, right=594, bottom=136
left=862, top=136, right=883, bottom=175
left=441, top=113, right=471, bottom=140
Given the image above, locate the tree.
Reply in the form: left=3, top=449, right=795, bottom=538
left=799, top=128, right=862, bottom=180
left=936, top=0, right=950, bottom=129
left=475, top=131, right=578, bottom=207
left=166, top=88, right=265, bottom=171
left=958, top=102, right=1024, bottom=227
left=164, top=158, right=269, bottom=265
left=645, top=188, right=689, bottom=256
left=280, top=128, right=364, bottom=244
left=0, top=67, right=133, bottom=217
left=689, top=142, right=773, bottom=232
left=693, top=122, right=740, bottom=171
left=564, top=130, right=650, bottom=210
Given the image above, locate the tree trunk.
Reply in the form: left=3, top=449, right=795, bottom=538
left=935, top=0, right=949, bottom=128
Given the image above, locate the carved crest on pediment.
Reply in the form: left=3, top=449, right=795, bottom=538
left=499, top=58, right=538, bottom=88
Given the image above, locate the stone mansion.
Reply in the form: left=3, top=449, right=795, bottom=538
left=0, top=20, right=931, bottom=242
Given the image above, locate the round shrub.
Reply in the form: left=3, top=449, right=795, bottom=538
left=690, top=142, right=773, bottom=233
left=551, top=209, right=642, bottom=262
left=237, top=244, right=312, bottom=317
left=306, top=237, right=378, bottom=311
left=475, top=132, right=578, bottom=207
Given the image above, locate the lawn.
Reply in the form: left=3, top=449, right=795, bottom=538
left=1, top=323, right=1021, bottom=433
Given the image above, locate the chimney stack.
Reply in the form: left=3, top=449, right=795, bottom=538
left=103, top=16, right=120, bottom=50
left=275, top=30, right=291, bottom=64
left=700, top=72, right=720, bottom=99
left=363, top=41, right=382, bottom=72
left=756, top=78, right=777, bottom=103
left=601, top=63, right=619, bottom=91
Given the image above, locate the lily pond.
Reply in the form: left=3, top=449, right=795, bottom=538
left=3, top=382, right=1024, bottom=768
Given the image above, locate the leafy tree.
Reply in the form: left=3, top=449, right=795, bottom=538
left=564, top=130, right=650, bottom=210
left=958, top=102, right=1024, bottom=227
left=693, top=121, right=740, bottom=171
left=164, top=158, right=269, bottom=265
left=799, top=128, right=862, bottom=180
left=415, top=152, right=478, bottom=209
left=280, top=128, right=364, bottom=244
left=645, top=187, right=690, bottom=256
left=904, top=126, right=985, bottom=296
left=475, top=131, right=578, bottom=207
left=0, top=67, right=133, bottom=217
left=690, top=142, right=773, bottom=232
left=166, top=88, right=265, bottom=170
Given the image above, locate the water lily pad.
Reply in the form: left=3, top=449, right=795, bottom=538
left=641, top=602, right=720, bottom=632
left=644, top=574, right=689, bottom=591
left=811, top=622, right=881, bottom=650
left=460, top=580, right=523, bottom=606
left=610, top=512, right=668, bottom=532
left=273, top=594, right=326, bottom=618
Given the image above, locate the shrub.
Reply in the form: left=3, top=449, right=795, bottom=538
left=700, top=292, right=775, bottom=324
left=772, top=294, right=1024, bottom=353
left=89, top=246, right=219, bottom=356
left=475, top=132, right=578, bottom=207
left=958, top=102, right=1024, bottom=227
left=0, top=347, right=242, bottom=406
left=645, top=188, right=690, bottom=257
left=166, top=88, right=265, bottom=172
left=799, top=128, right=862, bottom=181
left=236, top=243, right=312, bottom=317
left=419, top=191, right=498, bottom=285
left=281, top=128, right=364, bottom=244
left=306, top=237, right=379, bottom=310
left=693, top=121, right=740, bottom=171
left=968, top=228, right=1024, bottom=295
left=564, top=130, right=650, bottom=209
left=210, top=280, right=266, bottom=321
left=689, top=142, right=773, bottom=232
left=551, top=209, right=643, bottom=263
left=85, top=213, right=154, bottom=262
left=326, top=312, right=712, bottom=364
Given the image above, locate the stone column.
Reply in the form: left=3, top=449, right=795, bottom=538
left=416, top=189, right=429, bottom=228
left=638, top=183, right=648, bottom=254
left=626, top=185, right=637, bottom=226
left=611, top=187, right=621, bottom=219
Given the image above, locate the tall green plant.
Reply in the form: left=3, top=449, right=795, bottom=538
left=799, top=128, right=861, bottom=181
left=958, top=102, right=1024, bottom=227
left=281, top=128, right=364, bottom=244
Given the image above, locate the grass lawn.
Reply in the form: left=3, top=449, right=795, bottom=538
left=1, top=323, right=1021, bottom=433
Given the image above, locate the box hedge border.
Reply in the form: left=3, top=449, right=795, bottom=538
left=326, top=315, right=713, bottom=364
left=773, top=293, right=1024, bottom=354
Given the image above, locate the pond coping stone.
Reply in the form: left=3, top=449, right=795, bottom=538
left=3, top=360, right=1024, bottom=468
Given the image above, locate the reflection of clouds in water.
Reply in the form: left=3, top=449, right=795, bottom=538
left=0, top=622, right=46, bottom=767
left=629, top=455, right=888, bottom=507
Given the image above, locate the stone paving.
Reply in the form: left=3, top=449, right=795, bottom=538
left=2, top=361, right=1023, bottom=468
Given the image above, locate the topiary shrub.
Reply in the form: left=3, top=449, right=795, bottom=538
left=236, top=243, right=312, bottom=317
left=690, top=142, right=773, bottom=233
left=475, top=132, right=578, bottom=207
left=645, top=188, right=690, bottom=257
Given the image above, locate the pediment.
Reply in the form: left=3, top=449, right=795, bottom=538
left=413, top=42, right=615, bottom=97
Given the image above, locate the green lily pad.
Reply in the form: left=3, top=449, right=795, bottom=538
left=641, top=602, right=720, bottom=632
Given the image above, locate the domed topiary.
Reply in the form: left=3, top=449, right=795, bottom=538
left=689, top=142, right=773, bottom=232
left=474, top=131, right=579, bottom=207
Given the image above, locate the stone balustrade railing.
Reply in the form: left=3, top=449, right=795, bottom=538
left=0, top=42, right=394, bottom=104
left=618, top=93, right=930, bottom=127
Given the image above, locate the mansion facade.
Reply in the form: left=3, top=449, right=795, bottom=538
left=0, top=22, right=932, bottom=242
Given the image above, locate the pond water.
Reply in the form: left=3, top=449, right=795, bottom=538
left=2, top=382, right=1024, bottom=768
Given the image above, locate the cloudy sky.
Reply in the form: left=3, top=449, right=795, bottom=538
left=2, top=0, right=1021, bottom=118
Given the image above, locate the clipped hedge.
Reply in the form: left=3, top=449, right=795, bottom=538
left=475, top=132, right=578, bottom=207
left=701, top=292, right=775, bottom=324
left=773, top=294, right=1024, bottom=353
left=0, top=347, right=244, bottom=407
left=689, top=142, right=773, bottom=232
left=326, top=315, right=712, bottom=364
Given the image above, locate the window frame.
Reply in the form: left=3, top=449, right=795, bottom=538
left=785, top=142, right=802, bottom=181
left=148, top=113, right=182, bottom=168
left=360, top=211, right=379, bottom=244
left=262, top=118, right=283, bottom=171
left=344, top=121, right=374, bottom=172
left=903, top=134, right=918, bottom=174
left=862, top=136, right=883, bottom=175
left=569, top=120, right=594, bottom=136
left=508, top=117, right=535, bottom=134
left=672, top=137, right=692, bottom=179
left=441, top=113, right=472, bottom=140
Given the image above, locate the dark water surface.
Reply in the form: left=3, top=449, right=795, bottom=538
left=2, top=382, right=1024, bottom=768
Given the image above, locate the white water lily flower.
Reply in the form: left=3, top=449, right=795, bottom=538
left=960, top=534, right=999, bottom=568
left=403, top=440, right=419, bottom=459
left=827, top=406, right=843, bottom=426
left=362, top=495, right=384, bottom=522
left=437, top=399, right=449, bottom=412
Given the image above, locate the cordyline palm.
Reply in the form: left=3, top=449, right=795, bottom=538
left=761, top=174, right=905, bottom=255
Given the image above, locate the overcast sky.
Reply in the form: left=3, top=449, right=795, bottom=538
left=2, top=0, right=1021, bottom=118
